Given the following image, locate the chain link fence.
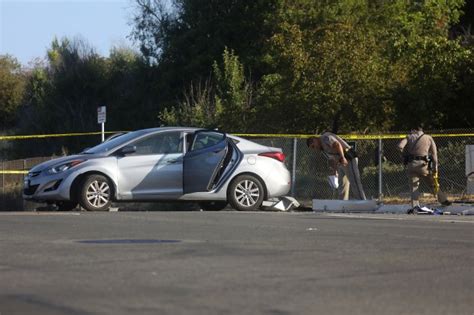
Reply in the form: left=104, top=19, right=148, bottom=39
left=253, top=132, right=474, bottom=204
left=1, top=157, right=54, bottom=210
left=1, top=131, right=473, bottom=210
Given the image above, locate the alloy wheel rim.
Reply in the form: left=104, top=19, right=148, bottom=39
left=86, top=180, right=110, bottom=208
left=234, top=180, right=260, bottom=207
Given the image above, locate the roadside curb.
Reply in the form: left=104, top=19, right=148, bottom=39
left=375, top=203, right=474, bottom=215
left=309, top=199, right=474, bottom=215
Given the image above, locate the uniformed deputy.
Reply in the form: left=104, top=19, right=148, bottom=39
left=397, top=126, right=451, bottom=211
left=307, top=132, right=366, bottom=200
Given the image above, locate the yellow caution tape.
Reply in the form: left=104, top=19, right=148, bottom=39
left=234, top=133, right=474, bottom=140
left=0, top=170, right=28, bottom=174
left=0, top=131, right=124, bottom=141
left=0, top=130, right=473, bottom=142
left=0, top=131, right=472, bottom=175
left=234, top=133, right=403, bottom=139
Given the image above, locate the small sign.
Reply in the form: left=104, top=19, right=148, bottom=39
left=97, top=106, right=106, bottom=124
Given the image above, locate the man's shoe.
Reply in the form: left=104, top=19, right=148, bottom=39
left=441, top=200, right=452, bottom=206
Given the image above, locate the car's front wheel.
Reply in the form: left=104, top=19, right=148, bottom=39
left=228, top=175, right=265, bottom=211
left=79, top=175, right=112, bottom=211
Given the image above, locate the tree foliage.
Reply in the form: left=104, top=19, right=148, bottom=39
left=22, top=38, right=107, bottom=134
left=3, top=0, right=473, bottom=157
left=0, top=55, right=26, bottom=129
left=256, top=0, right=471, bottom=133
left=21, top=38, right=159, bottom=135
left=159, top=48, right=255, bottom=132
left=131, top=0, right=276, bottom=110
left=134, top=0, right=474, bottom=133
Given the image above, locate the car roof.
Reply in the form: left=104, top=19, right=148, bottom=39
left=140, top=126, right=203, bottom=134
left=140, top=127, right=259, bottom=146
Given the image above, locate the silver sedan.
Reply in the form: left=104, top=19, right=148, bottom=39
left=23, top=127, right=291, bottom=211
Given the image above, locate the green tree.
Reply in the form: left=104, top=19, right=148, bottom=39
left=0, top=55, right=26, bottom=130
left=379, top=0, right=471, bottom=129
left=392, top=38, right=473, bottom=129
left=159, top=78, right=217, bottom=128
left=105, top=46, right=155, bottom=130
left=19, top=38, right=108, bottom=154
left=159, top=48, right=254, bottom=131
left=131, top=0, right=277, bottom=114
left=212, top=48, right=255, bottom=132
left=256, top=0, right=470, bottom=133
left=257, top=0, right=395, bottom=133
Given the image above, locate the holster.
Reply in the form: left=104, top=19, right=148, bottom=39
left=427, top=156, right=433, bottom=170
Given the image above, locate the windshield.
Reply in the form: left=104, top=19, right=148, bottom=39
left=83, top=130, right=146, bottom=154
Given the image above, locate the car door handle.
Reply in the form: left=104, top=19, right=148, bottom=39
left=167, top=159, right=180, bottom=164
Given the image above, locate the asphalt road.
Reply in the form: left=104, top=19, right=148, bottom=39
left=0, top=211, right=473, bottom=315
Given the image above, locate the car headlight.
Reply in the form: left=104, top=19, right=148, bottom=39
left=46, top=159, right=86, bottom=175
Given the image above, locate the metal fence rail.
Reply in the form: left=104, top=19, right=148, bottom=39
left=1, top=131, right=473, bottom=210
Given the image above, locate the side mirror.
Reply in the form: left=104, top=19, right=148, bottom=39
left=119, top=145, right=136, bottom=155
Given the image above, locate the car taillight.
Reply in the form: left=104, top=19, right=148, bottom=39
left=258, top=152, right=286, bottom=162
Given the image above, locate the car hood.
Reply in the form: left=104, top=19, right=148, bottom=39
left=28, top=154, right=99, bottom=172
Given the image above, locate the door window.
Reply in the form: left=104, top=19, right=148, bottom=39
left=190, top=131, right=225, bottom=151
left=133, top=131, right=182, bottom=155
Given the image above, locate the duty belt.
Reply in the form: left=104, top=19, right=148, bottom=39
left=409, top=155, right=430, bottom=162
left=404, top=155, right=430, bottom=164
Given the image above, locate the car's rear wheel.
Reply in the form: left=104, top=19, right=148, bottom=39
left=198, top=201, right=228, bottom=211
left=79, top=175, right=112, bottom=211
left=228, top=175, right=264, bottom=211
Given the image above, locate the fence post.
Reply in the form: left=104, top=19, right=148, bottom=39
left=291, top=138, right=297, bottom=197
left=23, top=159, right=27, bottom=211
left=2, top=160, right=4, bottom=210
left=378, top=137, right=383, bottom=201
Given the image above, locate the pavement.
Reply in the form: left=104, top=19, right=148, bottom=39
left=0, top=210, right=473, bottom=315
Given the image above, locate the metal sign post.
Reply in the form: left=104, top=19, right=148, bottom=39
left=378, top=137, right=383, bottom=200
left=97, top=106, right=106, bottom=142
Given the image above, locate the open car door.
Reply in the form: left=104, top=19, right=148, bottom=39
left=183, top=130, right=228, bottom=194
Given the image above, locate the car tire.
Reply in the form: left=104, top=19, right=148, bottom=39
left=198, top=201, right=228, bottom=211
left=79, top=175, right=112, bottom=211
left=56, top=201, right=78, bottom=211
left=228, top=174, right=264, bottom=211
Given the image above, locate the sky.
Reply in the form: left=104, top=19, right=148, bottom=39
left=0, top=0, right=136, bottom=66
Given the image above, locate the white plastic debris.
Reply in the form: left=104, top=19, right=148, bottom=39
left=327, top=175, right=339, bottom=189
left=262, top=196, right=300, bottom=211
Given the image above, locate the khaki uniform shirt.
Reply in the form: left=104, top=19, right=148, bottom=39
left=320, top=132, right=350, bottom=161
left=397, top=130, right=438, bottom=168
